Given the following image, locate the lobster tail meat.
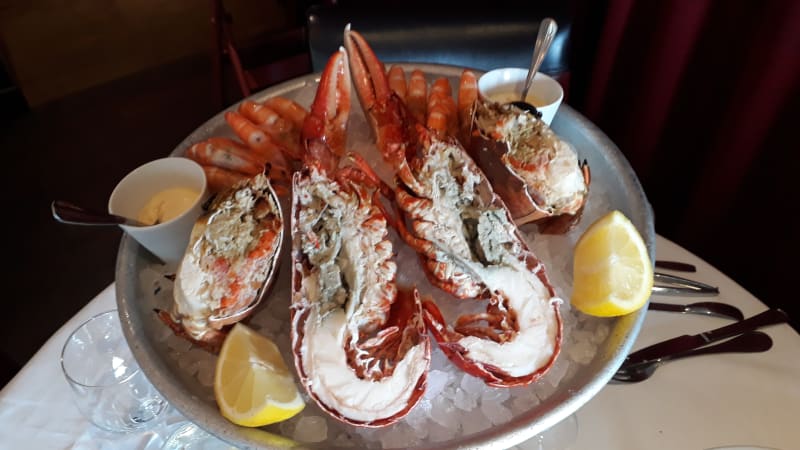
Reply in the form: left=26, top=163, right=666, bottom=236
left=290, top=170, right=430, bottom=425
left=408, top=129, right=562, bottom=386
left=290, top=47, right=430, bottom=427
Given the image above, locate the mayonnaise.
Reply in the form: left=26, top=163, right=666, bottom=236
left=137, top=186, right=199, bottom=225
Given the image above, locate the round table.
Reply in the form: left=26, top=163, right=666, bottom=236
left=0, top=235, right=797, bottom=450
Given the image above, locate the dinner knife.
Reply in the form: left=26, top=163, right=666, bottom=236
left=623, top=308, right=788, bottom=366
left=648, top=301, right=744, bottom=321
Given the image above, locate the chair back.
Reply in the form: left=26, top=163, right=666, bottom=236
left=306, top=2, right=573, bottom=87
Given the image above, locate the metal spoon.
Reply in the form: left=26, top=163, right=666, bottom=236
left=511, top=17, right=558, bottom=115
left=52, top=200, right=150, bottom=227
left=612, top=331, right=773, bottom=383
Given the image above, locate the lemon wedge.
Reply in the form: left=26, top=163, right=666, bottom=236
left=214, top=323, right=305, bottom=427
left=570, top=210, right=654, bottom=317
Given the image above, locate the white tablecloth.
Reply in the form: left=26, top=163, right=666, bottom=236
left=1, top=235, right=798, bottom=449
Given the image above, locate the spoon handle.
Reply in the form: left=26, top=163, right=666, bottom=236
left=52, top=200, right=145, bottom=227
left=521, top=17, right=558, bottom=101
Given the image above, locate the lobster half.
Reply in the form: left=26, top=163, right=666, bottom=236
left=463, top=74, right=591, bottom=234
left=289, top=47, right=431, bottom=427
left=157, top=172, right=284, bottom=354
left=345, top=27, right=562, bottom=388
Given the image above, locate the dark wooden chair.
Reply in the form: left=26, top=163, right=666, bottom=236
left=209, top=0, right=325, bottom=108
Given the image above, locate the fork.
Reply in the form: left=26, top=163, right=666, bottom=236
left=652, top=272, right=719, bottom=296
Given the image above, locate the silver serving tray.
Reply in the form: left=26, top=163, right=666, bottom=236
left=116, top=63, right=654, bottom=449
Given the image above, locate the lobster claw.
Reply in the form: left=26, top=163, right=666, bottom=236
left=344, top=25, right=391, bottom=115
left=345, top=26, right=417, bottom=173
left=302, top=47, right=351, bottom=173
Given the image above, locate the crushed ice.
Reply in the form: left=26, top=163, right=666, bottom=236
left=148, top=197, right=616, bottom=448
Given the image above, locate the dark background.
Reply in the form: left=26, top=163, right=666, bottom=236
left=2, top=0, right=797, bottom=388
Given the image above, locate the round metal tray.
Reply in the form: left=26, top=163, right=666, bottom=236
left=116, top=63, right=655, bottom=449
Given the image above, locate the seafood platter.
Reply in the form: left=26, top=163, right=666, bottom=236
left=115, top=28, right=654, bottom=449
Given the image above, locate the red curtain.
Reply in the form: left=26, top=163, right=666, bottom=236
left=572, top=0, right=800, bottom=323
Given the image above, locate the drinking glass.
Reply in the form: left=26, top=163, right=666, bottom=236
left=61, top=309, right=168, bottom=433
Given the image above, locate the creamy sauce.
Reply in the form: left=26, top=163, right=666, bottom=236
left=137, top=187, right=199, bottom=225
left=489, top=90, right=546, bottom=107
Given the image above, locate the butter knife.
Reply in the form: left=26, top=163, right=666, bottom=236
left=623, top=308, right=788, bottom=366
left=648, top=301, right=744, bottom=321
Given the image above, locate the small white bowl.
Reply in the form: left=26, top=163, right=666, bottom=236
left=108, top=157, right=208, bottom=265
left=478, top=67, right=564, bottom=126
